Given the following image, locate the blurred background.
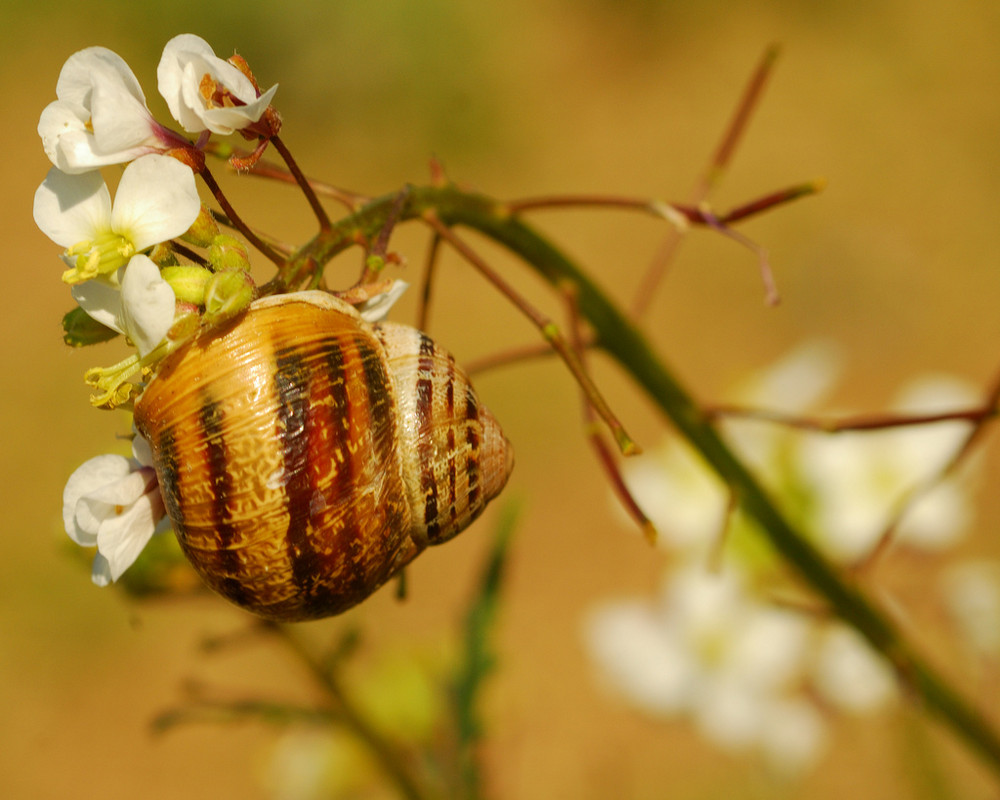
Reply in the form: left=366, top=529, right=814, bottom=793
left=4, top=0, right=1000, bottom=797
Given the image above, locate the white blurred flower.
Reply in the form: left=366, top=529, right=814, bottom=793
left=724, top=340, right=843, bottom=472
left=585, top=567, right=821, bottom=770
left=620, top=443, right=728, bottom=555
left=619, top=341, right=842, bottom=553
left=589, top=344, right=983, bottom=776
left=38, top=46, right=176, bottom=174
left=62, top=435, right=167, bottom=586
left=758, top=698, right=828, bottom=777
left=811, top=625, right=897, bottom=713
left=800, top=375, right=977, bottom=561
left=157, top=34, right=278, bottom=135
left=941, top=560, right=1000, bottom=657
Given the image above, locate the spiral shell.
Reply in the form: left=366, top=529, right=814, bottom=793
left=133, top=291, right=513, bottom=621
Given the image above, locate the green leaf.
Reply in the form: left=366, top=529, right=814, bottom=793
left=62, top=306, right=119, bottom=347
left=451, top=502, right=519, bottom=798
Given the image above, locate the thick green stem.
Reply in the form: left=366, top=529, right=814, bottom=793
left=279, top=185, right=1000, bottom=777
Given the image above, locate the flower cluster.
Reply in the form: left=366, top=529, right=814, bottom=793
left=584, top=343, right=996, bottom=775
left=36, top=35, right=278, bottom=401
left=38, top=35, right=278, bottom=585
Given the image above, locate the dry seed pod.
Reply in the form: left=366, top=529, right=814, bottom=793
left=133, top=290, right=513, bottom=621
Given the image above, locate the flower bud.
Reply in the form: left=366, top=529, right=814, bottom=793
left=161, top=265, right=213, bottom=305
left=208, top=234, right=251, bottom=272
left=181, top=205, right=221, bottom=247
left=203, top=269, right=255, bottom=323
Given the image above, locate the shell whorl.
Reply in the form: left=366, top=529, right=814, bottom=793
left=373, top=322, right=514, bottom=547
left=133, top=291, right=513, bottom=621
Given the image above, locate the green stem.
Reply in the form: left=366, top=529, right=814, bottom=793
left=279, top=185, right=1000, bottom=777
left=272, top=624, right=432, bottom=800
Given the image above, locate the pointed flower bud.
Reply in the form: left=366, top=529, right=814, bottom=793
left=207, top=234, right=251, bottom=272
left=180, top=204, right=221, bottom=248
left=160, top=265, right=213, bottom=305
left=203, top=269, right=255, bottom=324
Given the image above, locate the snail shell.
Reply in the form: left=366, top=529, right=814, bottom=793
left=133, top=291, right=514, bottom=621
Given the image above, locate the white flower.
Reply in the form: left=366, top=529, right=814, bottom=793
left=723, top=340, right=843, bottom=474
left=585, top=567, right=820, bottom=767
left=799, top=375, right=977, bottom=561
left=72, top=255, right=176, bottom=357
left=586, top=600, right=694, bottom=715
left=356, top=280, right=410, bottom=323
left=757, top=698, right=828, bottom=777
left=618, top=341, right=842, bottom=554
left=34, top=153, right=200, bottom=286
left=941, top=560, right=1000, bottom=657
left=810, top=625, right=897, bottom=713
left=157, top=34, right=278, bottom=135
left=38, top=46, right=172, bottom=174
left=617, top=441, right=728, bottom=554
left=62, top=436, right=167, bottom=586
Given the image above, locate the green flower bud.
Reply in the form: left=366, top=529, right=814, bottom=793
left=180, top=204, right=221, bottom=248
left=148, top=243, right=180, bottom=267
left=208, top=234, right=251, bottom=272
left=161, top=265, right=213, bottom=305
left=204, top=270, right=256, bottom=324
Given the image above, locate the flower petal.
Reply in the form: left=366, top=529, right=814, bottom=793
left=119, top=255, right=176, bottom=356
left=111, top=155, right=200, bottom=250
left=158, top=34, right=277, bottom=135
left=62, top=454, right=133, bottom=545
left=584, top=601, right=694, bottom=714
left=89, top=77, right=158, bottom=156
left=71, top=276, right=126, bottom=334
left=55, top=46, right=146, bottom=111
left=812, top=625, right=896, bottom=712
left=33, top=167, right=111, bottom=247
left=96, top=490, right=159, bottom=582
left=191, top=84, right=278, bottom=135
left=357, top=280, right=409, bottom=323
left=759, top=698, right=827, bottom=776
left=91, top=552, right=113, bottom=587
left=40, top=47, right=159, bottom=173
left=79, top=465, right=151, bottom=507
left=132, top=432, right=154, bottom=467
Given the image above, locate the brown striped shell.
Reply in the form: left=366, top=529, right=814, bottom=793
left=133, top=291, right=513, bottom=621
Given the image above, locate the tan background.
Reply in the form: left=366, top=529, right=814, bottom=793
left=4, top=0, right=1000, bottom=797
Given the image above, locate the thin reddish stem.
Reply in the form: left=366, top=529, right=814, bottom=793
left=632, top=44, right=782, bottom=317
left=423, top=211, right=638, bottom=456
left=198, top=167, right=285, bottom=267
left=270, top=135, right=332, bottom=232
left=418, top=232, right=444, bottom=332
left=564, top=283, right=656, bottom=542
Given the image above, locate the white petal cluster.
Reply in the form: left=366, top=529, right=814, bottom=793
left=40, top=34, right=279, bottom=587
left=34, top=154, right=199, bottom=353
left=39, top=35, right=276, bottom=173
left=62, top=436, right=167, bottom=586
left=157, top=34, right=278, bottom=135
left=585, top=567, right=830, bottom=775
left=587, top=341, right=987, bottom=777
left=38, top=47, right=164, bottom=174
left=799, top=375, right=977, bottom=559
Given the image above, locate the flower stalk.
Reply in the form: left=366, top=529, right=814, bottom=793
left=270, top=182, right=1000, bottom=777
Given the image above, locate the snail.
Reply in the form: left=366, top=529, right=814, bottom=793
left=133, top=290, right=514, bottom=621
